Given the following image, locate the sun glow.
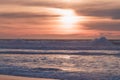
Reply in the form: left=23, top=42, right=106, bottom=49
left=53, top=8, right=85, bottom=34
left=59, top=9, right=79, bottom=29
left=57, top=9, right=85, bottom=34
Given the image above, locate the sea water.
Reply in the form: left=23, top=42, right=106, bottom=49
left=0, top=40, right=120, bottom=80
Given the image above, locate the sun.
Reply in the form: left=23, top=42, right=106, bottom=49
left=54, top=9, right=85, bottom=34
left=59, top=9, right=79, bottom=29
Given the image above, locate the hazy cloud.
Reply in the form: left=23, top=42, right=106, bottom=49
left=20, top=0, right=120, bottom=19
left=0, top=12, right=60, bottom=19
left=0, top=0, right=120, bottom=39
left=0, top=0, right=120, bottom=19
left=81, top=21, right=120, bottom=31
left=76, top=8, right=120, bottom=19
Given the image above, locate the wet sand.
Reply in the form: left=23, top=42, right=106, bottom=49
left=0, top=75, right=56, bottom=80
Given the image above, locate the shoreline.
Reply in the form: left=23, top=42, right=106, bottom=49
left=0, top=75, right=57, bottom=80
left=0, top=52, right=120, bottom=56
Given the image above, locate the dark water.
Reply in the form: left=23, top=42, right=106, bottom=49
left=0, top=54, right=120, bottom=80
left=0, top=40, right=120, bottom=80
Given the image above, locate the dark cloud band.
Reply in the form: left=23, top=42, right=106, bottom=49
left=0, top=12, right=60, bottom=18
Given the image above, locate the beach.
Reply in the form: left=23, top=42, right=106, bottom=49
left=0, top=75, right=56, bottom=80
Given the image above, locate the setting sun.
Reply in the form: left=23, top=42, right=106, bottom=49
left=57, top=9, right=85, bottom=34
left=59, top=9, right=78, bottom=28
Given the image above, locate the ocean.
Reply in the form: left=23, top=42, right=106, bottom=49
left=0, top=39, right=120, bottom=80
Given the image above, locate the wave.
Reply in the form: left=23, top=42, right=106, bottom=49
left=0, top=49, right=120, bottom=55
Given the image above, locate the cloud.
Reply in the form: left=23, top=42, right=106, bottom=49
left=0, top=0, right=66, bottom=8
left=1, top=0, right=120, bottom=19
left=23, top=1, right=66, bottom=9
left=22, top=0, right=120, bottom=19
left=76, top=8, right=120, bottom=19
left=0, top=0, right=120, bottom=39
left=0, top=12, right=60, bottom=19
left=81, top=20, right=120, bottom=31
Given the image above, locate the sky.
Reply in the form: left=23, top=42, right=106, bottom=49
left=0, top=0, right=120, bottom=39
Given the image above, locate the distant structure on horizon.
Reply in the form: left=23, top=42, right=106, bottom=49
left=91, top=36, right=114, bottom=46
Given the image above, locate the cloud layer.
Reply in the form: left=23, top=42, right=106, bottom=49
left=0, top=0, right=120, bottom=39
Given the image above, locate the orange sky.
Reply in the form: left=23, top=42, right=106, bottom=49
left=0, top=0, right=120, bottom=39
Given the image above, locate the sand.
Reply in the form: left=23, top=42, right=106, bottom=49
left=0, top=75, right=57, bottom=80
